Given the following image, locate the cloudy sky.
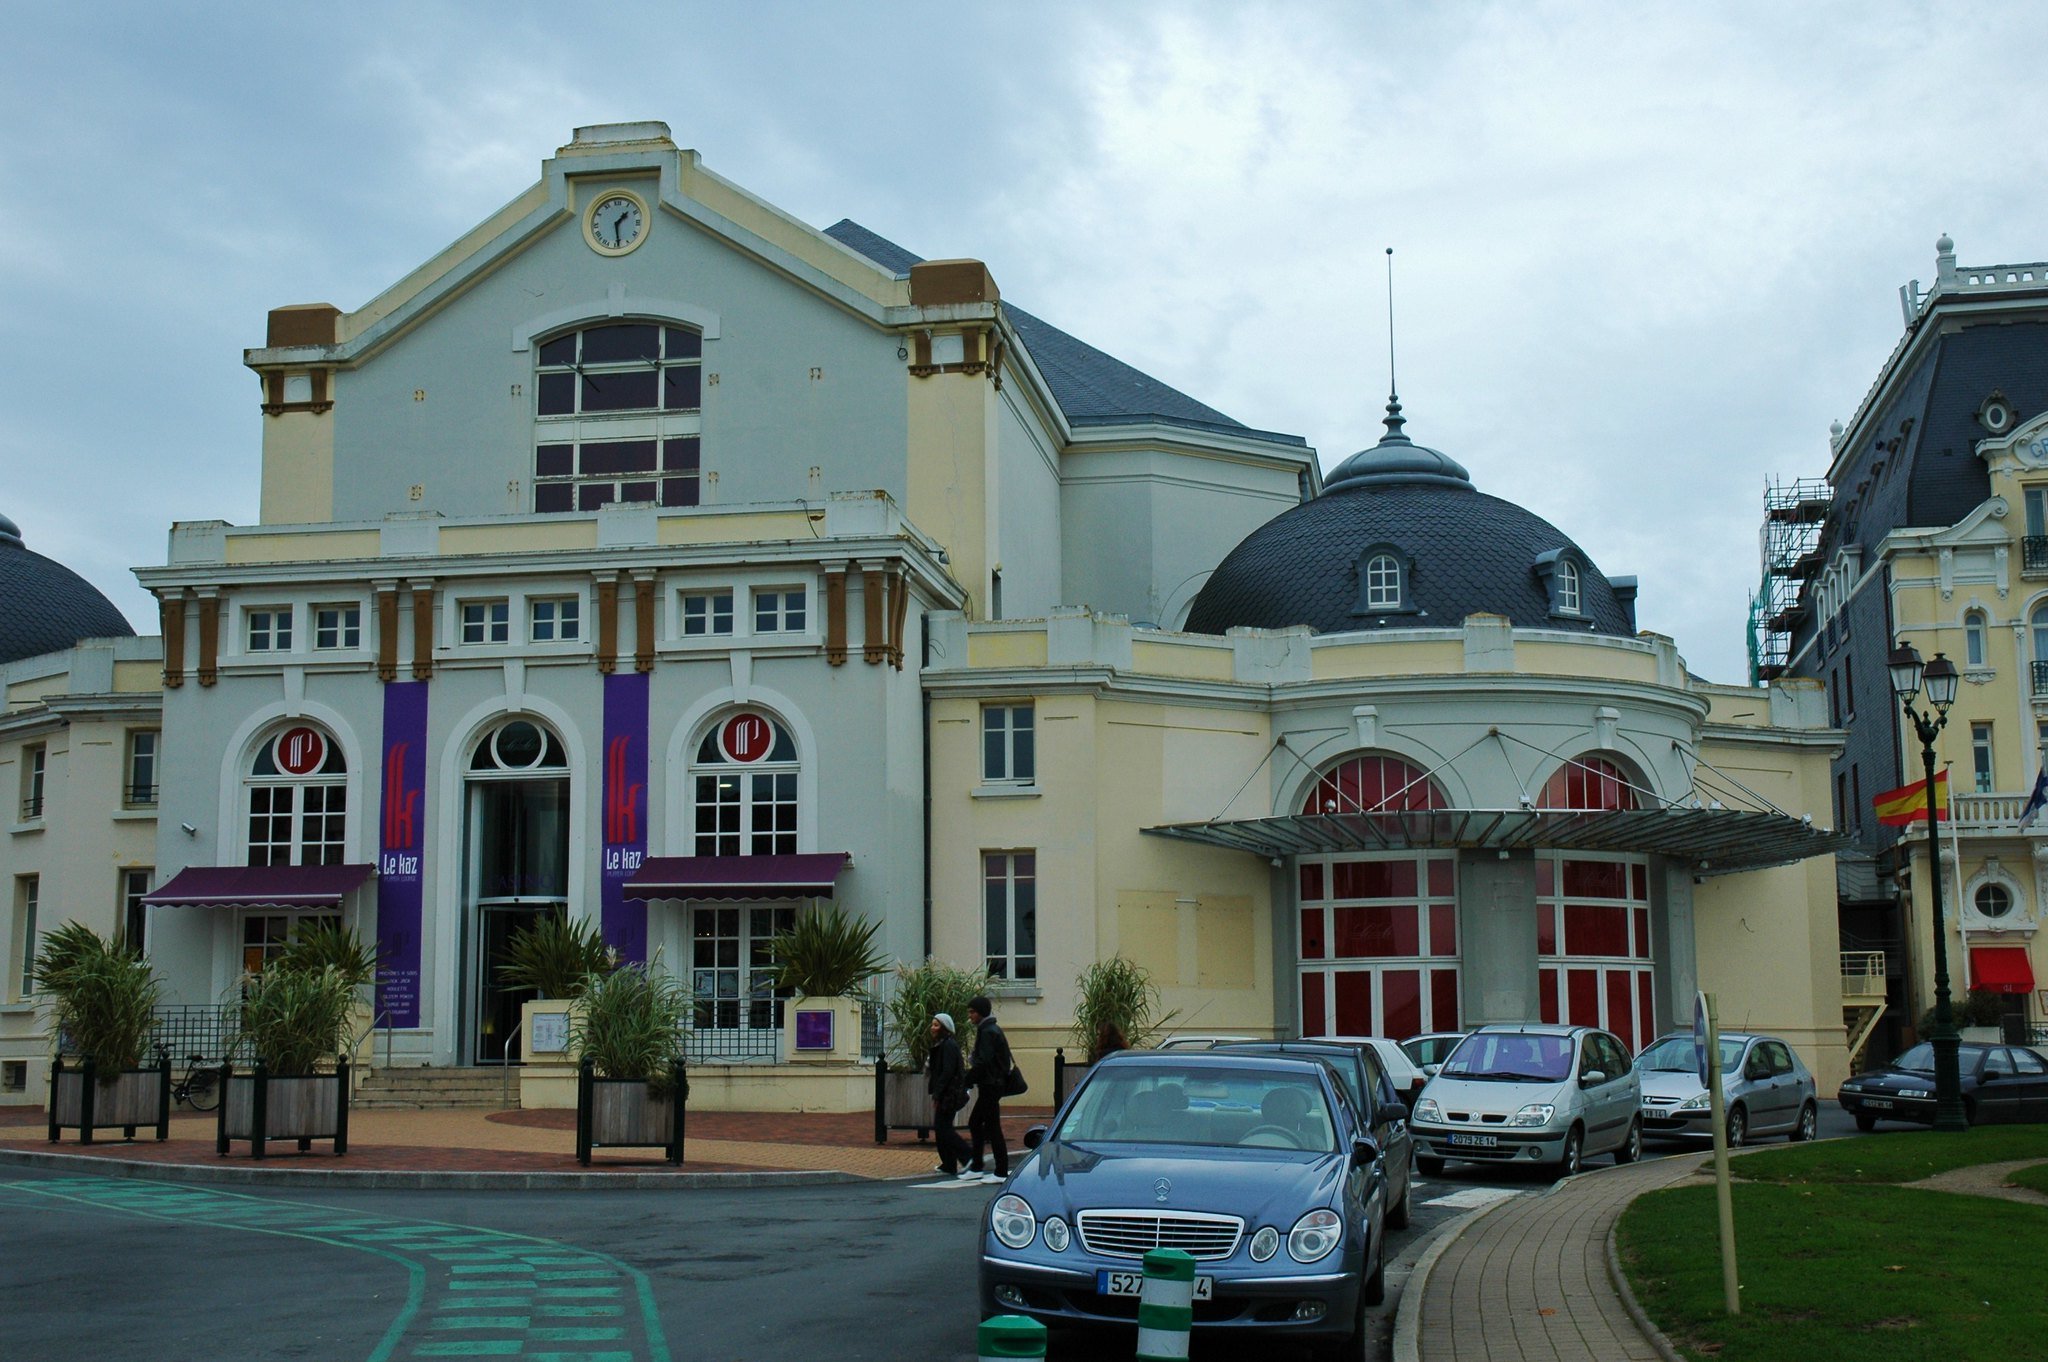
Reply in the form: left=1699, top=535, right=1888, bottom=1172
left=4, top=2, right=2044, bottom=683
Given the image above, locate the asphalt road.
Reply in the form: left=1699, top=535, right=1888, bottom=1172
left=0, top=1110, right=1863, bottom=1362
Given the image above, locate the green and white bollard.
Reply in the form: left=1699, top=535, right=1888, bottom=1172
left=978, top=1313, right=1047, bottom=1361
left=1135, top=1247, right=1195, bottom=1361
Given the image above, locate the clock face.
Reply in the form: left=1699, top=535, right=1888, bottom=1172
left=589, top=193, right=645, bottom=252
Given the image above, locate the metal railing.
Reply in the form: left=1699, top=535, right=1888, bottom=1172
left=1841, top=951, right=1888, bottom=1000
left=149, top=1004, right=240, bottom=1065
left=123, top=783, right=158, bottom=807
left=20, top=795, right=43, bottom=821
left=682, top=1024, right=782, bottom=1064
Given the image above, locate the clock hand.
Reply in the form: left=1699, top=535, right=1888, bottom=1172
left=614, top=211, right=629, bottom=239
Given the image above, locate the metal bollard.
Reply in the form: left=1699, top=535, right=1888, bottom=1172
left=1135, top=1247, right=1195, bottom=1361
left=977, top=1313, right=1046, bottom=1361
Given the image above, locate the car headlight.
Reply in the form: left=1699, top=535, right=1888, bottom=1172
left=1249, top=1226, right=1280, bottom=1262
left=991, top=1194, right=1036, bottom=1250
left=1414, top=1097, right=1442, bottom=1122
left=1677, top=1093, right=1710, bottom=1111
left=1287, top=1209, right=1343, bottom=1264
left=1508, top=1103, right=1555, bottom=1128
left=1042, top=1216, right=1070, bottom=1253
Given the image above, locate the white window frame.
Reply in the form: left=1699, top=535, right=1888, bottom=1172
left=1973, top=722, right=1995, bottom=793
left=15, top=875, right=38, bottom=1000
left=246, top=729, right=348, bottom=868
left=246, top=606, right=294, bottom=653
left=983, top=850, right=1037, bottom=982
left=1965, top=610, right=1988, bottom=668
left=122, top=866, right=152, bottom=951
left=459, top=599, right=512, bottom=645
left=752, top=586, right=808, bottom=634
left=1556, top=559, right=1581, bottom=615
left=982, top=704, right=1036, bottom=785
left=529, top=595, right=583, bottom=643
left=681, top=589, right=735, bottom=638
left=1364, top=554, right=1402, bottom=610
left=313, top=602, right=362, bottom=651
left=21, top=743, right=46, bottom=821
left=125, top=729, right=158, bottom=808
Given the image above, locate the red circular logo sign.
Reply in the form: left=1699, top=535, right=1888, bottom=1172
left=276, top=726, right=327, bottom=776
left=720, top=713, right=773, bottom=763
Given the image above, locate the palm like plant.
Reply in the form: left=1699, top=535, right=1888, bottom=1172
left=498, top=914, right=617, bottom=999
left=763, top=906, right=890, bottom=999
left=275, top=922, right=381, bottom=993
left=1072, top=955, right=1179, bottom=1061
left=236, top=966, right=358, bottom=1075
left=887, top=959, right=996, bottom=1074
left=36, top=923, right=162, bottom=1076
left=569, top=962, right=692, bottom=1097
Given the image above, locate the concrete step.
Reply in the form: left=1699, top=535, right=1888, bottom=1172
left=354, top=1067, right=520, bottom=1109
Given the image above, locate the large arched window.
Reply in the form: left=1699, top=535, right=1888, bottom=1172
left=533, top=320, right=702, bottom=513
left=1302, top=754, right=1447, bottom=815
left=246, top=725, right=347, bottom=867
left=2031, top=603, right=2048, bottom=694
left=691, top=711, right=800, bottom=856
left=1537, top=755, right=1640, bottom=811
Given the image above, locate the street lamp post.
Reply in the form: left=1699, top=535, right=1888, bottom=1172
left=1887, top=642, right=1970, bottom=1133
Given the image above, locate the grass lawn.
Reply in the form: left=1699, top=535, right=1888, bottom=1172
left=1732, top=1126, right=2048, bottom=1183
left=1618, top=1181, right=2048, bottom=1361
left=2008, top=1161, right=2048, bottom=1196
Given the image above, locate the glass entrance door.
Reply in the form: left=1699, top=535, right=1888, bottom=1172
left=690, top=904, right=795, bottom=1061
left=464, top=773, right=569, bottom=1066
left=476, top=904, right=558, bottom=1064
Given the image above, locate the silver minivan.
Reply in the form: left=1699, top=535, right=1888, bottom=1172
left=1410, top=1024, right=1642, bottom=1177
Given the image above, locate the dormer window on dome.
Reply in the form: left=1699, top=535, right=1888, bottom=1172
left=1352, top=543, right=1418, bottom=619
left=1532, top=549, right=1588, bottom=621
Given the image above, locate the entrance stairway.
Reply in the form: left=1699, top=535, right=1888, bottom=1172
left=1841, top=950, right=1889, bottom=1068
left=352, top=1067, right=515, bottom=1111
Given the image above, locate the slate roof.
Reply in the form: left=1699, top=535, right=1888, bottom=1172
left=1183, top=438, right=1636, bottom=638
left=822, top=220, right=1303, bottom=446
left=0, top=515, right=135, bottom=666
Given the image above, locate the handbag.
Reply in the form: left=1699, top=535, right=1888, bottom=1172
left=1002, top=1063, right=1029, bottom=1098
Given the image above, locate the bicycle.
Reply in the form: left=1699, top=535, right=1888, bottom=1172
left=156, top=1046, right=223, bottom=1112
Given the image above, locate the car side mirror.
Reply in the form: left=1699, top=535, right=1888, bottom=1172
left=1380, top=1101, right=1410, bottom=1124
left=1022, top=1125, right=1049, bottom=1150
left=1579, top=1070, right=1607, bottom=1087
left=1351, top=1136, right=1381, bottom=1168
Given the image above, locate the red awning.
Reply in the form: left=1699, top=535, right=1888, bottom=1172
left=142, top=863, right=375, bottom=910
left=623, top=853, right=849, bottom=902
left=1969, top=946, right=2037, bottom=994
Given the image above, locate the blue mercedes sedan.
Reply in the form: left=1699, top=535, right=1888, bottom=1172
left=977, top=1050, right=1394, bottom=1358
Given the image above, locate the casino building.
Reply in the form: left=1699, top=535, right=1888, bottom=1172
left=5, top=123, right=1855, bottom=1105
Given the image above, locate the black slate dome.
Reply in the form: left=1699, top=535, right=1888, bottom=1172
left=0, top=512, right=136, bottom=666
left=1184, top=401, right=1637, bottom=637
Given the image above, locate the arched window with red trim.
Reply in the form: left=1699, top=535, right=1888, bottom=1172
left=1302, top=754, right=1446, bottom=815
left=1538, top=755, right=1640, bottom=812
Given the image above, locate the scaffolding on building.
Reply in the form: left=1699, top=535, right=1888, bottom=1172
left=1748, top=476, right=1832, bottom=684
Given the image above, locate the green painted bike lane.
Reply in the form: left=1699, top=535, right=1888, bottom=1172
left=1, top=1176, right=672, bottom=1362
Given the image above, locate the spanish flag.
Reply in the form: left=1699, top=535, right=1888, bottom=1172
left=1873, top=770, right=1948, bottom=826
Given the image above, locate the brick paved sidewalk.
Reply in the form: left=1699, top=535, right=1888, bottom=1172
left=1412, top=1153, right=1706, bottom=1362
left=0, top=1102, right=1054, bottom=1181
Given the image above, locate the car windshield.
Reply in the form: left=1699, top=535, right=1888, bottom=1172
left=1439, top=1032, right=1574, bottom=1082
left=1221, top=1046, right=1366, bottom=1113
left=1060, top=1066, right=1338, bottom=1152
left=1637, top=1036, right=1744, bottom=1073
left=1406, top=1036, right=1462, bottom=1066
left=1892, top=1043, right=1937, bottom=1073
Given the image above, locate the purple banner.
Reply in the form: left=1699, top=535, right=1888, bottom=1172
left=601, top=672, right=650, bottom=962
left=376, top=681, right=428, bottom=1027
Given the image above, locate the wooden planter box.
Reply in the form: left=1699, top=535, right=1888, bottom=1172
left=576, top=1057, right=687, bottom=1166
left=216, top=1060, right=350, bottom=1158
left=872, top=1058, right=980, bottom=1144
left=48, top=1057, right=171, bottom=1144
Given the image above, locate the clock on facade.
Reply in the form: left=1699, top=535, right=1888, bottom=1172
left=585, top=190, right=647, bottom=255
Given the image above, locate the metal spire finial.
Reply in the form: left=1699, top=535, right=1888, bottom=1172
left=1381, top=247, right=1408, bottom=444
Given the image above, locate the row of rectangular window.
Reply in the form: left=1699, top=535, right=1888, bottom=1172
left=15, top=734, right=157, bottom=820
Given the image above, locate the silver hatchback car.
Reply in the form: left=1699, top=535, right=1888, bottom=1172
left=1410, top=1024, right=1642, bottom=1177
left=1635, top=1031, right=1818, bottom=1145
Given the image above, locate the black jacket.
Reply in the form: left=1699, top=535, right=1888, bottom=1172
left=927, top=1032, right=966, bottom=1112
left=968, top=1016, right=1011, bottom=1092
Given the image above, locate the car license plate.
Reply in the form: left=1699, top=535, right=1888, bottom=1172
left=1448, top=1133, right=1498, bottom=1148
left=1864, top=1098, right=1893, bottom=1109
left=1098, top=1270, right=1213, bottom=1300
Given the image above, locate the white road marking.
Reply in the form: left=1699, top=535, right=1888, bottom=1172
left=908, top=1178, right=996, bottom=1190
left=1420, top=1186, right=1524, bottom=1210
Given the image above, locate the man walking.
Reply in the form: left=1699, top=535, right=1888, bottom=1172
left=926, top=1013, right=970, bottom=1178
left=964, top=995, right=1010, bottom=1184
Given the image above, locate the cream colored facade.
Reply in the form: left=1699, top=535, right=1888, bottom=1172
left=0, top=636, right=163, bottom=1105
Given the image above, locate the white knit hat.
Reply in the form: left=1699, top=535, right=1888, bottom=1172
left=934, top=1013, right=956, bottom=1033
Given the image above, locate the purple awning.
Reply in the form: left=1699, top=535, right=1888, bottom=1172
left=623, top=853, right=850, bottom=902
left=142, top=863, right=375, bottom=909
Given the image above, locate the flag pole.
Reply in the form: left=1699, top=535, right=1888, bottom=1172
left=1945, top=763, right=1963, bottom=957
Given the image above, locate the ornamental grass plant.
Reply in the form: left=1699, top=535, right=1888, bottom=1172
left=235, top=966, right=357, bottom=1075
left=763, top=905, right=890, bottom=998
left=35, top=923, right=162, bottom=1078
left=568, top=961, right=691, bottom=1098
left=274, top=922, right=380, bottom=993
left=887, top=959, right=995, bottom=1073
left=498, top=914, right=617, bottom=999
left=1072, top=955, right=1178, bottom=1061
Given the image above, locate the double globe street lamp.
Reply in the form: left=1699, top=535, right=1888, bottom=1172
left=1886, top=642, right=1970, bottom=1133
